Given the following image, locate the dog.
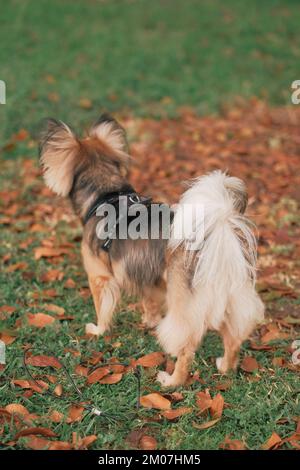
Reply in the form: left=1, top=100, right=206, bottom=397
left=39, top=114, right=264, bottom=387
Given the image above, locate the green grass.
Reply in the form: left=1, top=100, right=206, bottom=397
left=1, top=0, right=300, bottom=141
left=0, top=156, right=299, bottom=450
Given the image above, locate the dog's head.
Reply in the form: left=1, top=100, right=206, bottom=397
left=39, top=114, right=130, bottom=198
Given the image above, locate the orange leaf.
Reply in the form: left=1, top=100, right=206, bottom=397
left=34, top=246, right=69, bottom=260
left=192, top=418, right=220, bottom=430
left=67, top=405, right=84, bottom=423
left=98, top=373, right=123, bottom=384
left=15, top=427, right=56, bottom=439
left=0, top=333, right=16, bottom=345
left=220, top=436, right=246, bottom=450
left=77, top=435, right=97, bottom=449
left=136, top=352, right=165, bottom=367
left=140, top=435, right=157, bottom=450
left=240, top=356, right=259, bottom=373
left=162, top=407, right=192, bottom=420
left=44, top=304, right=65, bottom=316
left=5, top=403, right=29, bottom=416
left=87, top=367, right=110, bottom=384
left=196, top=390, right=212, bottom=412
left=25, top=355, right=62, bottom=369
left=24, top=436, right=50, bottom=450
left=140, top=393, right=171, bottom=410
left=261, top=432, right=282, bottom=450
left=27, top=313, right=55, bottom=328
left=54, top=384, right=63, bottom=396
left=210, top=393, right=224, bottom=419
left=49, top=410, right=63, bottom=423
left=75, top=365, right=89, bottom=377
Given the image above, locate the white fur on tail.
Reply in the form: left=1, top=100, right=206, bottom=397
left=168, top=171, right=263, bottom=334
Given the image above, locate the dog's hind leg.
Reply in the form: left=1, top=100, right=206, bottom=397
left=216, top=323, right=243, bottom=374
left=142, top=281, right=166, bottom=329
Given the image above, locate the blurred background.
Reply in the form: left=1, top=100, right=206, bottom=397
left=0, top=0, right=299, bottom=142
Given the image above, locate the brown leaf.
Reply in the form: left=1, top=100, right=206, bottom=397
left=162, top=407, right=192, bottom=420
left=25, top=355, right=62, bottom=369
left=77, top=435, right=97, bottom=449
left=49, top=410, right=63, bottom=423
left=240, top=356, right=259, bottom=373
left=261, top=432, right=282, bottom=450
left=15, top=427, right=56, bottom=439
left=54, top=384, right=63, bottom=396
left=75, top=365, right=89, bottom=377
left=0, top=332, right=16, bottom=345
left=210, top=393, right=224, bottom=419
left=24, top=436, right=50, bottom=450
left=98, top=373, right=123, bottom=384
left=34, top=246, right=69, bottom=260
left=44, top=304, right=65, bottom=316
left=87, top=367, right=110, bottom=384
left=220, top=436, right=246, bottom=450
left=136, top=352, right=165, bottom=367
left=49, top=441, right=72, bottom=450
left=139, top=435, right=157, bottom=450
left=5, top=403, right=29, bottom=416
left=7, top=262, right=28, bottom=272
left=140, top=393, right=171, bottom=410
left=67, top=405, right=84, bottom=423
left=196, top=390, right=212, bottom=412
left=193, top=418, right=220, bottom=430
left=27, top=313, right=55, bottom=328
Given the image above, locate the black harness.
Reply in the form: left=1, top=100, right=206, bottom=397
left=83, top=186, right=152, bottom=252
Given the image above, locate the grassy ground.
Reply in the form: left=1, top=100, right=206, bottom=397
left=1, top=0, right=300, bottom=140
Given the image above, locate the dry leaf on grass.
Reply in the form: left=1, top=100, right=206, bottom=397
left=5, top=403, right=29, bottom=416
left=25, top=354, right=62, bottom=369
left=240, top=356, right=259, bottom=373
left=220, top=436, right=246, bottom=450
left=210, top=393, right=224, bottom=419
left=86, top=367, right=110, bottom=384
left=139, top=435, right=157, bottom=450
left=162, top=407, right=192, bottom=420
left=193, top=418, right=220, bottom=430
left=66, top=405, right=84, bottom=423
left=196, top=390, right=212, bottom=412
left=140, top=393, right=171, bottom=410
left=49, top=410, right=64, bottom=423
left=261, top=432, right=282, bottom=450
left=44, top=304, right=65, bottom=316
left=15, top=427, right=57, bottom=439
left=27, top=313, right=55, bottom=328
left=136, top=352, right=165, bottom=367
left=98, top=373, right=123, bottom=384
left=34, top=246, right=69, bottom=260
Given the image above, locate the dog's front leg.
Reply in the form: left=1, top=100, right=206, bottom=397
left=86, top=275, right=120, bottom=336
left=157, top=346, right=195, bottom=388
left=142, top=282, right=166, bottom=329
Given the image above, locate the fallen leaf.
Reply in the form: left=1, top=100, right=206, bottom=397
left=15, top=427, right=56, bottom=439
left=210, top=393, right=224, bottom=419
left=5, top=403, right=29, bottom=416
left=261, top=432, right=282, bottom=450
left=98, top=373, right=123, bottom=384
left=139, top=435, right=157, bottom=450
left=136, top=352, right=165, bottom=367
left=240, top=356, right=259, bottom=373
left=77, top=435, right=97, bottom=449
left=196, top=390, right=212, bottom=412
left=67, top=405, right=84, bottom=423
left=54, top=384, right=63, bottom=396
left=140, top=393, right=171, bottom=410
left=49, top=410, right=64, bottom=423
left=220, top=436, right=246, bottom=450
left=25, top=355, right=62, bottom=369
left=162, top=407, right=192, bottom=420
left=34, top=246, right=69, bottom=260
left=27, top=313, right=55, bottom=328
left=193, top=418, right=220, bottom=430
left=44, top=304, right=65, bottom=316
left=87, top=367, right=110, bottom=384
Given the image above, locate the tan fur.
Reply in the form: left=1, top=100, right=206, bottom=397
left=40, top=123, right=79, bottom=197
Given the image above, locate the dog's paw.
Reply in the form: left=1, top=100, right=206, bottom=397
left=157, top=371, right=176, bottom=388
left=85, top=323, right=105, bottom=337
left=216, top=356, right=227, bottom=374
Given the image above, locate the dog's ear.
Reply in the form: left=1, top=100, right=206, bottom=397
left=89, top=113, right=129, bottom=156
left=39, top=119, right=79, bottom=197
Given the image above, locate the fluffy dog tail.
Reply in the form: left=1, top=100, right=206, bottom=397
left=170, top=171, right=257, bottom=291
